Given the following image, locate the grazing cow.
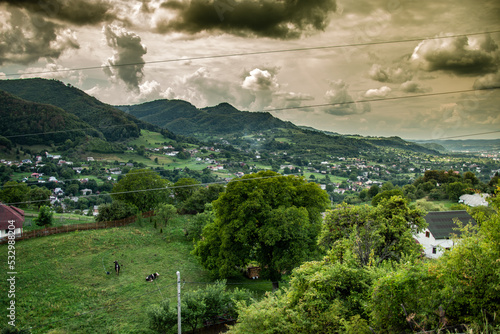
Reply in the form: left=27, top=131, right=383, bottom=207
left=146, top=272, right=159, bottom=282
left=114, top=261, right=120, bottom=275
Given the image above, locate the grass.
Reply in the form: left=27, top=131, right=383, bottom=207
left=0, top=215, right=280, bottom=333
left=22, top=211, right=95, bottom=232
left=127, top=130, right=173, bottom=149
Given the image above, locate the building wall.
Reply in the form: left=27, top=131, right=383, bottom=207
left=0, top=228, right=22, bottom=239
left=415, top=229, right=454, bottom=259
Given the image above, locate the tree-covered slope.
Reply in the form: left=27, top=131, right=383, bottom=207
left=0, top=78, right=168, bottom=141
left=363, top=136, right=440, bottom=155
left=118, top=100, right=297, bottom=136
left=0, top=90, right=102, bottom=145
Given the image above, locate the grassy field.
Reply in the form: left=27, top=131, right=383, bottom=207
left=127, top=130, right=174, bottom=149
left=22, top=210, right=95, bottom=232
left=0, top=216, right=281, bottom=333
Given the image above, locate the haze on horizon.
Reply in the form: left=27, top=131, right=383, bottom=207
left=0, top=0, right=499, bottom=141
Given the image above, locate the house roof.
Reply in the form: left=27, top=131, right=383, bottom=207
left=424, top=210, right=476, bottom=239
left=0, top=203, right=25, bottom=229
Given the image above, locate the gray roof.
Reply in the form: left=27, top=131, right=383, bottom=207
left=424, top=210, right=476, bottom=239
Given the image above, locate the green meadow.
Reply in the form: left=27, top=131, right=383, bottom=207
left=0, top=216, right=279, bottom=333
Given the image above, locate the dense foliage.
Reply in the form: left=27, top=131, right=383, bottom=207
left=120, top=100, right=296, bottom=136
left=0, top=79, right=167, bottom=141
left=34, top=205, right=53, bottom=226
left=111, top=169, right=171, bottom=212
left=319, top=196, right=427, bottom=266
left=228, top=190, right=500, bottom=333
left=193, top=171, right=329, bottom=288
left=148, top=281, right=253, bottom=334
left=95, top=200, right=137, bottom=222
left=0, top=90, right=100, bottom=146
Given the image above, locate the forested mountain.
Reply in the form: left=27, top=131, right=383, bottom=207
left=0, top=78, right=439, bottom=156
left=117, top=100, right=297, bottom=136
left=119, top=99, right=439, bottom=156
left=0, top=90, right=102, bottom=145
left=362, top=136, right=441, bottom=154
left=0, top=78, right=170, bottom=141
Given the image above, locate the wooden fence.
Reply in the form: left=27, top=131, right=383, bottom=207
left=0, top=211, right=155, bottom=244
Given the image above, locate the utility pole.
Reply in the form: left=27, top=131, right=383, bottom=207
left=177, top=271, right=181, bottom=334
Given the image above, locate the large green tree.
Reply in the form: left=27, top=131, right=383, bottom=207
left=111, top=169, right=171, bottom=212
left=319, top=196, right=427, bottom=266
left=95, top=201, right=136, bottom=222
left=0, top=181, right=28, bottom=206
left=193, top=171, right=329, bottom=289
left=26, top=186, right=51, bottom=210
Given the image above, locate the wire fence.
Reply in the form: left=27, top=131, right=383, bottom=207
left=0, top=210, right=155, bottom=244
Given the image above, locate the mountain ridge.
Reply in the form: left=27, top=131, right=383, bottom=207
left=0, top=78, right=171, bottom=142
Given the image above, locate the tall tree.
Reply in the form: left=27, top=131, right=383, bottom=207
left=111, top=169, right=171, bottom=212
left=27, top=186, right=51, bottom=210
left=0, top=181, right=28, bottom=206
left=193, top=171, right=329, bottom=289
left=319, top=196, right=427, bottom=266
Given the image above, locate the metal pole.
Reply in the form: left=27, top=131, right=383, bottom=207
left=177, top=271, right=181, bottom=334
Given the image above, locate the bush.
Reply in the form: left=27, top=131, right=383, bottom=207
left=95, top=201, right=137, bottom=222
left=34, top=205, right=53, bottom=227
left=149, top=281, right=253, bottom=334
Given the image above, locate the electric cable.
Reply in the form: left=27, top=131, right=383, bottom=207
left=2, top=29, right=499, bottom=77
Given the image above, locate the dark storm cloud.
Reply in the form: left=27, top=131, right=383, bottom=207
left=411, top=35, right=499, bottom=76
left=155, top=0, right=337, bottom=39
left=0, top=7, right=79, bottom=65
left=0, top=0, right=116, bottom=25
left=102, top=25, right=147, bottom=92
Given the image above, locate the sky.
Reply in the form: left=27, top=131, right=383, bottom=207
left=0, top=0, right=499, bottom=140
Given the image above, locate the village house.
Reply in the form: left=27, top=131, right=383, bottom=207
left=0, top=203, right=24, bottom=240
left=415, top=210, right=476, bottom=259
left=81, top=189, right=93, bottom=196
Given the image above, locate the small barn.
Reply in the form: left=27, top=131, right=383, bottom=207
left=0, top=203, right=25, bottom=239
left=415, top=210, right=476, bottom=259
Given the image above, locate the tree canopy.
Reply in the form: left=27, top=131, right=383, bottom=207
left=319, top=196, right=427, bottom=266
left=193, top=171, right=329, bottom=288
left=111, top=169, right=171, bottom=212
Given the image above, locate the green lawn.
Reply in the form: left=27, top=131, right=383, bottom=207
left=0, top=216, right=281, bottom=333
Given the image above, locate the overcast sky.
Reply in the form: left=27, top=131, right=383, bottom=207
left=1, top=0, right=499, bottom=140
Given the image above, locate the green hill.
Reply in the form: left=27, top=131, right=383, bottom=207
left=0, top=78, right=170, bottom=142
left=363, top=136, right=441, bottom=155
left=117, top=100, right=297, bottom=136
left=0, top=90, right=102, bottom=146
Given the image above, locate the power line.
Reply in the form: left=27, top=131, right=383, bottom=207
left=2, top=30, right=500, bottom=77
left=2, top=172, right=304, bottom=206
left=2, top=124, right=129, bottom=139
left=267, top=88, right=499, bottom=112
left=1, top=87, right=498, bottom=141
left=430, top=130, right=500, bottom=140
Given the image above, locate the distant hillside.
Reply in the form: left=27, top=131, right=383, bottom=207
left=412, top=139, right=500, bottom=153
left=0, top=78, right=169, bottom=141
left=121, top=98, right=440, bottom=156
left=363, top=136, right=440, bottom=155
left=117, top=100, right=297, bottom=136
left=0, top=90, right=102, bottom=146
